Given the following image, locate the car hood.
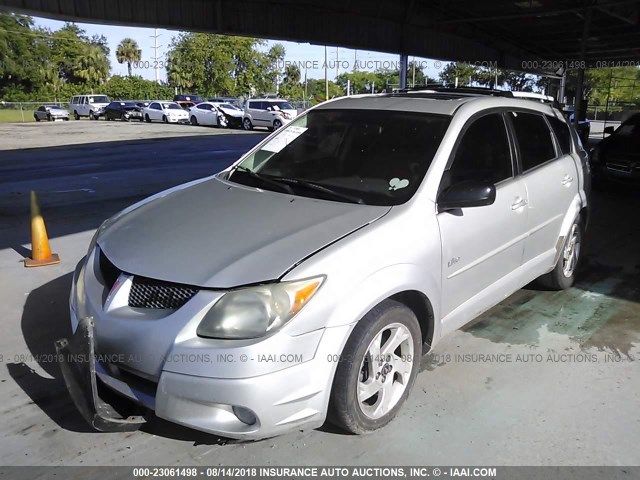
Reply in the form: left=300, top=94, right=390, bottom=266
left=98, top=175, right=390, bottom=288
left=221, top=108, right=243, bottom=117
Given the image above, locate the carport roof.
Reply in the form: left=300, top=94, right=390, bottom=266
left=1, top=0, right=639, bottom=70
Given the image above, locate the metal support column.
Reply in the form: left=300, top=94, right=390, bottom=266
left=574, top=7, right=593, bottom=128
left=399, top=54, right=409, bottom=90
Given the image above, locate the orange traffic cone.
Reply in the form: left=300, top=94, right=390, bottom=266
left=25, top=191, right=60, bottom=267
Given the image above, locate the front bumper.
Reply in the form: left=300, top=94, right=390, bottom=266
left=167, top=116, right=189, bottom=123
left=65, top=257, right=353, bottom=439
left=55, top=316, right=146, bottom=432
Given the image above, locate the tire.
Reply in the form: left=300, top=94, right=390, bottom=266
left=139, top=117, right=144, bottom=122
left=89, top=111, right=95, bottom=120
left=122, top=114, right=130, bottom=122
left=145, top=114, right=151, bottom=123
left=536, top=216, right=583, bottom=290
left=329, top=299, right=422, bottom=435
left=162, top=115, right=168, bottom=124
left=47, top=114, right=52, bottom=122
left=243, top=118, right=253, bottom=130
left=74, top=111, right=80, bottom=120
left=34, top=115, right=40, bottom=122
left=190, top=115, right=198, bottom=126
left=273, top=119, right=283, bottom=130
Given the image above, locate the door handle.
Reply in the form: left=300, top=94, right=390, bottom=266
left=561, top=175, right=574, bottom=186
left=511, top=197, right=528, bottom=210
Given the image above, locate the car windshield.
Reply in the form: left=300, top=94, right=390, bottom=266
left=268, top=101, right=294, bottom=110
left=89, top=96, right=109, bottom=103
left=229, top=109, right=450, bottom=206
left=47, top=105, right=63, bottom=110
left=163, top=103, right=183, bottom=110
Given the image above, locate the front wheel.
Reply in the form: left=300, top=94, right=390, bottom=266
left=243, top=118, right=253, bottom=130
left=34, top=114, right=40, bottom=122
left=536, top=216, right=583, bottom=290
left=74, top=111, right=80, bottom=120
left=162, top=115, right=168, bottom=123
left=190, top=115, right=198, bottom=126
left=329, top=300, right=421, bottom=434
left=273, top=119, right=283, bottom=130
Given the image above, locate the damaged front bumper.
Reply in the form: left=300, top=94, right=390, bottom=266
left=55, top=316, right=146, bottom=432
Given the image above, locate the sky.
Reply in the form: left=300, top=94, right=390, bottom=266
left=33, top=17, right=442, bottom=83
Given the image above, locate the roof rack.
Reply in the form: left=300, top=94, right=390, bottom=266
left=394, top=86, right=514, bottom=97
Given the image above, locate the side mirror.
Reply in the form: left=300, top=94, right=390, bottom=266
left=438, top=180, right=496, bottom=211
left=604, top=126, right=615, bottom=135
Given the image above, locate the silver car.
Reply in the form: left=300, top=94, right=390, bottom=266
left=34, top=105, right=70, bottom=121
left=58, top=92, right=589, bottom=439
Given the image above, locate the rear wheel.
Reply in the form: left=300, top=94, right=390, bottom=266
left=536, top=216, right=583, bottom=290
left=89, top=111, right=95, bottom=120
left=190, top=115, right=198, bottom=126
left=243, top=118, right=253, bottom=130
left=329, top=300, right=421, bottom=434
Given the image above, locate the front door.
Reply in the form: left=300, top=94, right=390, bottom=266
left=437, top=112, right=529, bottom=331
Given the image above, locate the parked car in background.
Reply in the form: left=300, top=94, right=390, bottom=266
left=243, top=98, right=298, bottom=131
left=210, top=102, right=243, bottom=128
left=33, top=105, right=69, bottom=121
left=58, top=92, right=588, bottom=440
left=104, top=101, right=144, bottom=122
left=143, top=101, right=189, bottom=124
left=70, top=94, right=111, bottom=120
left=188, top=102, right=228, bottom=127
left=590, top=113, right=640, bottom=185
left=134, top=101, right=150, bottom=110
left=174, top=94, right=204, bottom=110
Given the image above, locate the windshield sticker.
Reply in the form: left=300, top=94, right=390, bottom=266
left=261, top=126, right=308, bottom=153
left=389, top=178, right=409, bottom=191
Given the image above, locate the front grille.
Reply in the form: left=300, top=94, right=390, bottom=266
left=128, top=276, right=198, bottom=309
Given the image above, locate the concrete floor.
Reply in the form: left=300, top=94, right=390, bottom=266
left=0, top=124, right=638, bottom=466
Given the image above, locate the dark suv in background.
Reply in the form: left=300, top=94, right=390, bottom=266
left=174, top=94, right=204, bottom=110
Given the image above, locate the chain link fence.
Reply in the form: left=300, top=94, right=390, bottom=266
left=0, top=101, right=71, bottom=123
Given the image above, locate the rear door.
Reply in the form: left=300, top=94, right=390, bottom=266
left=508, top=111, right=578, bottom=266
left=437, top=112, right=529, bottom=329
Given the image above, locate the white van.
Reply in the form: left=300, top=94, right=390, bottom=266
left=69, top=94, right=111, bottom=120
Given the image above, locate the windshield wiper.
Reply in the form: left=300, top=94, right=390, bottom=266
left=277, top=177, right=365, bottom=205
left=234, top=166, right=294, bottom=194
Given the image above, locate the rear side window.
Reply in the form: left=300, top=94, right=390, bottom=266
left=547, top=115, right=572, bottom=155
left=447, top=113, right=513, bottom=186
left=510, top=112, right=557, bottom=171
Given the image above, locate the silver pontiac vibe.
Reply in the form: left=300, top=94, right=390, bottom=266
left=62, top=91, right=589, bottom=439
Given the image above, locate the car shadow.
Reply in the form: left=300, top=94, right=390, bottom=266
left=7, top=272, right=94, bottom=433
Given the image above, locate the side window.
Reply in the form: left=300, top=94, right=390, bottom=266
left=446, top=113, right=513, bottom=187
left=547, top=115, right=572, bottom=155
left=510, top=112, right=557, bottom=171
left=248, top=101, right=257, bottom=109
left=198, top=104, right=212, bottom=110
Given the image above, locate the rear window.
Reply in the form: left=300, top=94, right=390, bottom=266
left=547, top=115, right=572, bottom=155
left=510, top=111, right=557, bottom=171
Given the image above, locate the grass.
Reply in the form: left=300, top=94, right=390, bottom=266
left=0, top=109, right=35, bottom=123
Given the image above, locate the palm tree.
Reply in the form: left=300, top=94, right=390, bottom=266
left=74, top=44, right=110, bottom=86
left=167, top=52, right=194, bottom=92
left=116, top=38, right=141, bottom=77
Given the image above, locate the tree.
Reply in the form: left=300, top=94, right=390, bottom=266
left=73, top=43, right=110, bottom=86
left=116, top=38, right=141, bottom=77
left=165, top=33, right=277, bottom=97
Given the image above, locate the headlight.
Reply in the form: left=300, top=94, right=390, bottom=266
left=197, top=276, right=324, bottom=339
